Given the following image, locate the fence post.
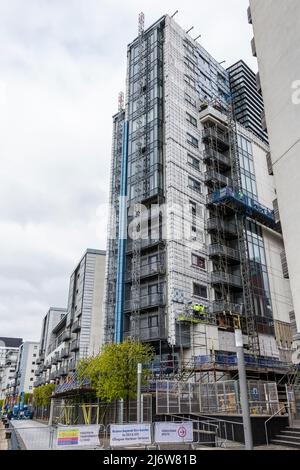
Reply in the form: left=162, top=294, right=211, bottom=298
left=235, top=329, right=253, bottom=450
left=48, top=398, right=54, bottom=426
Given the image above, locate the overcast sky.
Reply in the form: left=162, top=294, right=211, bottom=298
left=0, top=0, right=256, bottom=342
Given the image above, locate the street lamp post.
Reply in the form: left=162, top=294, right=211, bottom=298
left=235, top=329, right=253, bottom=450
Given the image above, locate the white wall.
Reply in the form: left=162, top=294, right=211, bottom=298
left=250, top=0, right=300, bottom=335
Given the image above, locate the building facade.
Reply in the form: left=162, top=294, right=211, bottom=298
left=34, top=249, right=106, bottom=387
left=0, top=338, right=22, bottom=400
left=227, top=60, right=268, bottom=144
left=15, top=342, right=39, bottom=396
left=248, top=0, right=300, bottom=359
left=104, top=14, right=294, bottom=376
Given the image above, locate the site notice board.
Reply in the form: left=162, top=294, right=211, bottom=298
left=110, top=424, right=152, bottom=447
left=56, top=425, right=101, bottom=448
left=154, top=422, right=193, bottom=444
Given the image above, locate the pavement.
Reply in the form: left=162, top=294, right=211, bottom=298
left=7, top=420, right=298, bottom=451
left=10, top=420, right=53, bottom=450
left=0, top=423, right=8, bottom=450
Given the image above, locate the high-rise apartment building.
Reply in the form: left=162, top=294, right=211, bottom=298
left=227, top=60, right=268, bottom=144
left=104, top=14, right=294, bottom=378
left=15, top=341, right=39, bottom=396
left=34, top=249, right=106, bottom=387
left=0, top=337, right=22, bottom=400
left=248, top=1, right=300, bottom=356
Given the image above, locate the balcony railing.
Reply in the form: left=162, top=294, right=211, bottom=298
left=203, top=147, right=231, bottom=169
left=126, top=238, right=164, bottom=253
left=125, top=260, right=165, bottom=281
left=124, top=293, right=166, bottom=312
left=204, top=170, right=231, bottom=187
left=61, top=347, right=70, bottom=359
left=61, top=329, right=72, bottom=342
left=211, top=271, right=243, bottom=289
left=202, top=127, right=229, bottom=150
left=71, top=319, right=81, bottom=333
left=70, top=339, right=80, bottom=352
left=210, top=301, right=243, bottom=315
left=251, top=37, right=257, bottom=57
left=209, top=244, right=240, bottom=263
left=247, top=5, right=252, bottom=24
left=207, top=218, right=237, bottom=238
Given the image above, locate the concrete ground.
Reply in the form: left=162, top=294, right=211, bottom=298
left=0, top=423, right=8, bottom=450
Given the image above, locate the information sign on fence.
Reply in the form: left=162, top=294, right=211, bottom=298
left=110, top=423, right=152, bottom=447
left=154, top=422, right=193, bottom=444
left=56, top=424, right=101, bottom=448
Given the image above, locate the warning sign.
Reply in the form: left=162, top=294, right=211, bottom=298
left=154, top=422, right=193, bottom=444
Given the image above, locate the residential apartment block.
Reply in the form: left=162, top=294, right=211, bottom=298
left=104, top=14, right=294, bottom=378
left=0, top=337, right=22, bottom=400
left=34, top=249, right=106, bottom=387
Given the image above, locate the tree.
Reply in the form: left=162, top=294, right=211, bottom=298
left=77, top=341, right=154, bottom=403
left=33, top=384, right=55, bottom=407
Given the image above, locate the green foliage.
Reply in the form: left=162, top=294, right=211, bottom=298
left=23, top=393, right=33, bottom=405
left=33, top=384, right=55, bottom=407
left=0, top=398, right=5, bottom=410
left=77, top=341, right=154, bottom=402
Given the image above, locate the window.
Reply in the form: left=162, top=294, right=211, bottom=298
left=189, top=200, right=197, bottom=216
left=184, top=92, right=196, bottom=108
left=150, top=315, right=158, bottom=327
left=31, top=370, right=34, bottom=373
left=193, top=283, right=208, bottom=298
left=188, top=154, right=200, bottom=170
left=187, top=133, right=199, bottom=148
left=186, top=112, right=197, bottom=127
left=32, top=362, right=35, bottom=365
left=33, top=354, right=36, bottom=357
left=188, top=177, right=202, bottom=193
left=30, top=378, right=33, bottom=381
left=192, top=254, right=206, bottom=269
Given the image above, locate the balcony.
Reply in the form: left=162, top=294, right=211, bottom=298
left=247, top=5, right=252, bottom=24
left=256, top=72, right=262, bottom=94
left=266, top=151, right=273, bottom=175
left=51, top=354, right=59, bottom=365
left=261, top=110, right=267, bottom=131
left=211, top=271, right=243, bottom=290
left=61, top=329, right=72, bottom=342
left=49, top=372, right=56, bottom=381
left=59, top=367, right=68, bottom=377
left=54, top=369, right=61, bottom=379
left=125, top=260, right=165, bottom=282
left=251, top=37, right=257, bottom=57
left=203, top=147, right=231, bottom=170
left=70, top=339, right=80, bottom=352
left=280, top=250, right=289, bottom=279
left=45, top=361, right=51, bottom=370
left=71, top=319, right=81, bottom=333
left=204, top=170, right=231, bottom=188
left=207, top=218, right=237, bottom=239
left=69, top=359, right=77, bottom=372
left=209, top=244, right=240, bottom=264
left=126, top=238, right=165, bottom=254
left=202, top=127, right=229, bottom=151
left=210, top=301, right=243, bottom=315
left=61, top=347, right=70, bottom=359
left=124, top=293, right=166, bottom=312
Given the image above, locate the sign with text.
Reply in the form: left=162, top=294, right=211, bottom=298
left=56, top=425, right=101, bottom=448
left=110, top=423, right=152, bottom=447
left=154, top=422, right=193, bottom=444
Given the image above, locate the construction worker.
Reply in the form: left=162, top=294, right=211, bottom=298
left=192, top=304, right=207, bottom=320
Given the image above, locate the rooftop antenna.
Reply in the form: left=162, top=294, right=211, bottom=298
left=194, top=34, right=201, bottom=41
left=118, top=91, right=124, bottom=112
left=186, top=26, right=194, bottom=34
left=171, top=10, right=178, bottom=18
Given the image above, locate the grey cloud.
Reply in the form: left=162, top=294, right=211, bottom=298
left=0, top=0, right=253, bottom=340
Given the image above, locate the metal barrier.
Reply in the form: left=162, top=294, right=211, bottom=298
left=156, top=379, right=280, bottom=416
